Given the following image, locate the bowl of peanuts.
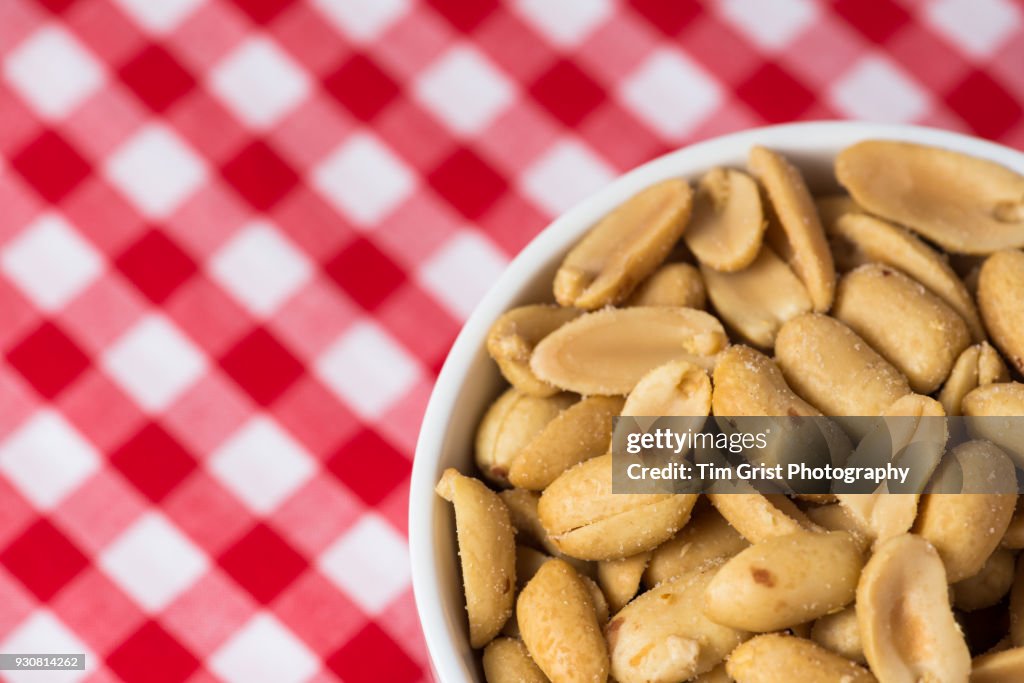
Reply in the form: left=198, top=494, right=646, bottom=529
left=409, top=121, right=1024, bottom=683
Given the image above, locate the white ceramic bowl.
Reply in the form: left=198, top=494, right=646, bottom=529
left=409, top=121, right=1024, bottom=682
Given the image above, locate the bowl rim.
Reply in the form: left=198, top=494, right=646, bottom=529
left=408, top=120, right=1024, bottom=682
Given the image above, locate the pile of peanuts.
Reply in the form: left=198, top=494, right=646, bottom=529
left=435, top=140, right=1024, bottom=683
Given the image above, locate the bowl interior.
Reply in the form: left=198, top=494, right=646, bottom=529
left=409, top=121, right=1024, bottom=682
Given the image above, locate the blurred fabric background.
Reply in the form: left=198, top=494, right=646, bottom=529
left=0, top=0, right=1021, bottom=681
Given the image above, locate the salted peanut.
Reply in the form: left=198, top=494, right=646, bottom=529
left=692, top=663, right=730, bottom=683
left=707, top=491, right=821, bottom=545
left=726, top=634, right=875, bottom=683
left=596, top=552, right=649, bottom=613
left=509, top=395, right=624, bottom=490
left=476, top=389, right=575, bottom=486
left=963, top=383, right=1024, bottom=467
left=972, top=647, right=1024, bottom=683
left=811, top=606, right=865, bottom=665
left=979, top=249, right=1024, bottom=374
left=531, top=307, right=728, bottom=395
left=700, top=246, right=812, bottom=348
left=829, top=213, right=986, bottom=341
left=487, top=305, right=582, bottom=397
left=626, top=262, right=706, bottom=308
left=538, top=454, right=698, bottom=561
left=914, top=443, right=1017, bottom=582
left=554, top=179, right=692, bottom=310
left=517, top=559, right=609, bottom=683
left=1011, top=555, right=1024, bottom=646
left=436, top=469, right=516, bottom=647
left=953, top=548, right=1015, bottom=611
left=858, top=533, right=970, bottom=683
left=606, top=566, right=748, bottom=682
left=939, top=342, right=1010, bottom=416
left=775, top=313, right=911, bottom=417
left=833, top=264, right=970, bottom=394
left=748, top=146, right=835, bottom=312
left=644, top=504, right=749, bottom=587
left=501, top=490, right=594, bottom=579
left=1003, top=499, right=1024, bottom=549
left=704, top=531, right=864, bottom=632
left=684, top=167, right=765, bottom=272
left=621, top=360, right=711, bottom=418
left=836, top=140, right=1024, bottom=254
left=482, top=638, right=549, bottom=683
left=711, top=345, right=820, bottom=417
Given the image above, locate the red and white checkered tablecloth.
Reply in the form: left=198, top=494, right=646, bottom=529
left=0, top=0, right=1021, bottom=681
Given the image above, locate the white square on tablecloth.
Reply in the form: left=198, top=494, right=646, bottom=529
left=209, top=613, right=318, bottom=683
left=716, top=0, right=819, bottom=51
left=100, top=314, right=206, bottom=413
left=0, top=410, right=100, bottom=511
left=311, top=0, right=410, bottom=42
left=111, top=0, right=204, bottom=34
left=413, top=45, right=515, bottom=136
left=98, top=512, right=208, bottom=612
left=2, top=26, right=105, bottom=121
left=829, top=56, right=931, bottom=123
left=314, top=320, right=420, bottom=420
left=311, top=132, right=415, bottom=228
left=207, top=221, right=313, bottom=318
left=0, top=611, right=94, bottom=683
left=318, top=513, right=410, bottom=615
left=618, top=49, right=723, bottom=139
left=207, top=417, right=316, bottom=515
left=511, top=0, right=613, bottom=47
left=417, top=231, right=508, bottom=321
left=1, top=213, right=103, bottom=313
left=520, top=138, right=615, bottom=216
left=923, top=0, right=1022, bottom=58
left=209, top=37, right=312, bottom=131
left=104, top=124, right=207, bottom=219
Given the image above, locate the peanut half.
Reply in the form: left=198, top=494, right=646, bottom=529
left=704, top=531, right=864, bottom=632
left=810, top=605, right=865, bottom=665
left=828, top=212, right=985, bottom=341
left=531, top=307, right=727, bottom=395
left=684, top=167, right=765, bottom=272
left=626, top=262, right=706, bottom=308
left=644, top=502, right=749, bottom=588
left=487, top=305, right=582, bottom=397
left=749, top=146, right=836, bottom=312
left=775, top=313, right=911, bottom=417
left=606, top=566, right=748, bottom=682
left=939, top=342, right=1010, bottom=416
left=436, top=469, right=516, bottom=647
left=517, top=559, right=609, bottom=683
left=836, top=139, right=1024, bottom=254
left=710, top=345, right=820, bottom=417
left=508, top=395, right=624, bottom=491
left=725, top=634, right=876, bottom=683
left=621, top=360, right=711, bottom=419
left=978, top=248, right=1024, bottom=375
left=554, top=179, right=692, bottom=309
left=857, top=533, right=970, bottom=683
left=701, top=245, right=812, bottom=348
left=482, top=638, right=549, bottom=683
